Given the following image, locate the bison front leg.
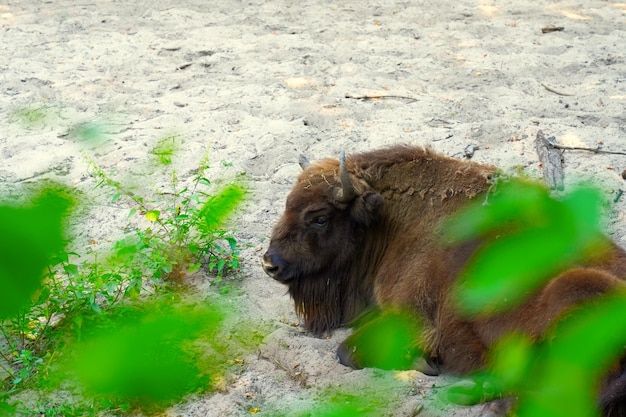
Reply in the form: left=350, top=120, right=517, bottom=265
left=433, top=312, right=511, bottom=411
left=434, top=315, right=489, bottom=375
left=337, top=335, right=440, bottom=375
left=335, top=309, right=439, bottom=374
left=478, top=399, right=514, bottom=417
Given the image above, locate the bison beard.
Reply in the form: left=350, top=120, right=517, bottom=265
left=262, top=144, right=626, bottom=416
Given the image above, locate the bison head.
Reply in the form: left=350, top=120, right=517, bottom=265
left=262, top=151, right=383, bottom=333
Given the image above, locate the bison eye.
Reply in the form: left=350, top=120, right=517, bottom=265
left=312, top=216, right=328, bottom=228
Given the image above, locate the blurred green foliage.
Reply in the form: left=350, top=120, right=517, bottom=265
left=287, top=376, right=414, bottom=417
left=68, top=121, right=105, bottom=144
left=11, top=106, right=52, bottom=128
left=0, top=143, right=249, bottom=415
left=340, top=310, right=423, bottom=371
left=444, top=179, right=606, bottom=316
left=441, top=178, right=626, bottom=417
left=0, top=185, right=74, bottom=319
left=149, top=135, right=179, bottom=166
left=442, top=291, right=626, bottom=417
left=200, top=183, right=247, bottom=233
left=58, top=299, right=222, bottom=411
left=516, top=293, right=626, bottom=417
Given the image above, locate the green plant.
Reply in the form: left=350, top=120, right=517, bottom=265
left=29, top=291, right=270, bottom=414
left=0, top=147, right=246, bottom=404
left=12, top=106, right=49, bottom=127
left=149, top=135, right=179, bottom=165
left=0, top=240, right=157, bottom=392
left=88, top=151, right=246, bottom=283
left=20, top=401, right=97, bottom=417
left=60, top=299, right=222, bottom=410
left=4, top=105, right=255, bottom=414
left=5, top=350, right=43, bottom=388
left=440, top=178, right=626, bottom=417
left=444, top=179, right=604, bottom=316
left=0, top=184, right=75, bottom=393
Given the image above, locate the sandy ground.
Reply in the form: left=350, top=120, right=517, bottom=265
left=1, top=0, right=626, bottom=416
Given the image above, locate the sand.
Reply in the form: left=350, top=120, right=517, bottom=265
left=1, top=0, right=625, bottom=415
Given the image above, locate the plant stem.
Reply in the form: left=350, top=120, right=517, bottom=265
left=0, top=323, right=18, bottom=353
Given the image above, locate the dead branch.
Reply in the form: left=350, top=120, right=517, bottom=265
left=541, top=26, right=565, bottom=33
left=344, top=93, right=418, bottom=103
left=535, top=130, right=565, bottom=190
left=549, top=143, right=626, bottom=156
left=541, top=83, right=574, bottom=96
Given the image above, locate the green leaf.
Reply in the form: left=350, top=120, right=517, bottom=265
left=216, top=259, right=226, bottom=275
left=149, top=136, right=179, bottom=166
left=65, top=301, right=224, bottom=410
left=0, top=400, right=16, bottom=417
left=341, top=310, right=423, bottom=370
left=0, top=184, right=74, bottom=318
left=63, top=263, right=79, bottom=278
left=516, top=293, right=626, bottom=417
left=145, top=210, right=160, bottom=222
left=199, top=183, right=246, bottom=231
left=89, top=300, right=103, bottom=314
left=446, top=180, right=605, bottom=316
left=124, top=279, right=141, bottom=298
left=454, top=228, right=576, bottom=315
left=442, top=180, right=551, bottom=243
left=226, top=236, right=238, bottom=252
left=488, top=333, right=534, bottom=390
left=110, top=237, right=140, bottom=265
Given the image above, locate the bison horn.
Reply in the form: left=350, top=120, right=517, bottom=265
left=299, top=154, right=311, bottom=170
left=336, top=150, right=357, bottom=203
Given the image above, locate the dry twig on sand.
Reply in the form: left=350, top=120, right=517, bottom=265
left=541, top=26, right=564, bottom=33
left=344, top=93, right=418, bottom=103
left=535, top=130, right=626, bottom=190
left=541, top=83, right=574, bottom=96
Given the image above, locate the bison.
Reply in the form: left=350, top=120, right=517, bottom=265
left=262, top=144, right=626, bottom=416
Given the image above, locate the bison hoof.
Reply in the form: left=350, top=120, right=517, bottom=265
left=337, top=339, right=362, bottom=369
left=412, top=356, right=440, bottom=376
left=337, top=338, right=440, bottom=375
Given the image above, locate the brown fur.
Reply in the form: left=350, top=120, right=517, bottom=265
left=262, top=145, right=626, bottom=413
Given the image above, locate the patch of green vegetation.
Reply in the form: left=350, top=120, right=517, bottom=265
left=13, top=397, right=104, bottom=417
left=339, top=309, right=423, bottom=371
left=0, top=184, right=75, bottom=319
left=55, top=298, right=223, bottom=411
left=88, top=151, right=245, bottom=281
left=292, top=375, right=411, bottom=417
left=441, top=178, right=626, bottom=417
left=149, top=135, right=179, bottom=165
left=11, top=106, right=52, bottom=128
left=443, top=178, right=605, bottom=316
left=0, top=143, right=251, bottom=414
left=68, top=121, right=105, bottom=143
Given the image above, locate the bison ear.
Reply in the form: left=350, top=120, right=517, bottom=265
left=350, top=191, right=383, bottom=226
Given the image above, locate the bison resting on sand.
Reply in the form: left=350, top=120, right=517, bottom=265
left=262, top=145, right=626, bottom=415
